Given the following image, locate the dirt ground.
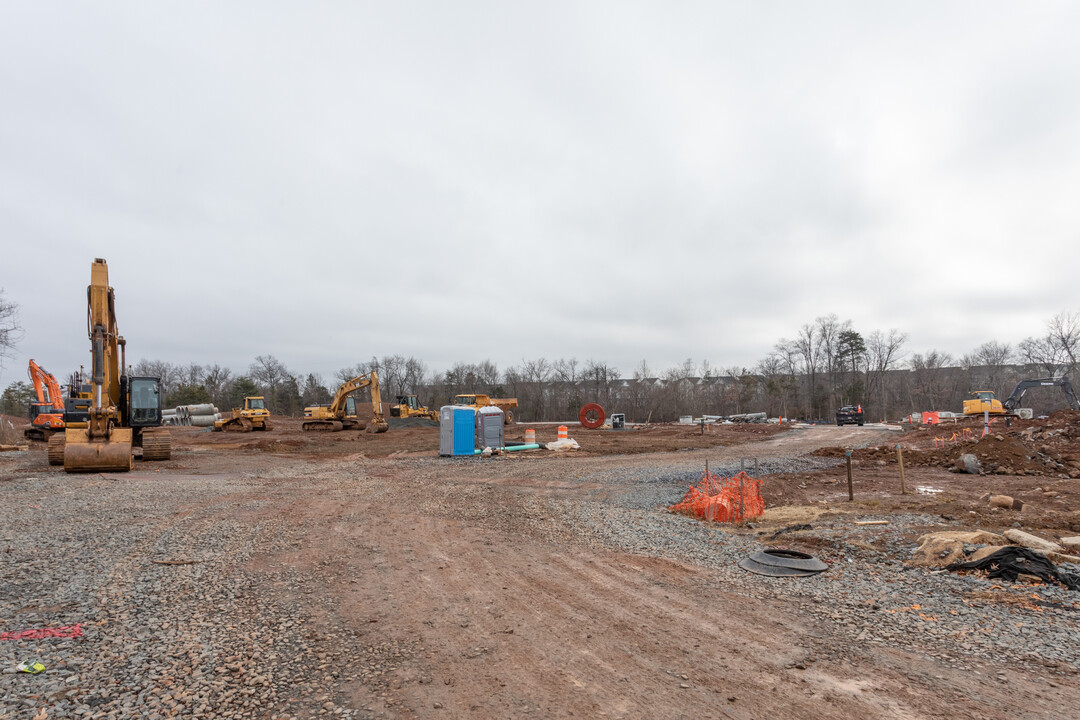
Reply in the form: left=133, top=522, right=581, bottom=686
left=167, top=416, right=787, bottom=458
left=3, top=416, right=1080, bottom=718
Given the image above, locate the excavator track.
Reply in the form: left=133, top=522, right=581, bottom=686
left=47, top=434, right=66, bottom=466
left=140, top=428, right=172, bottom=461
left=23, top=426, right=48, bottom=443
left=302, top=420, right=343, bottom=432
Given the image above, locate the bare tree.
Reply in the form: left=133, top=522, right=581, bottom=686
left=755, top=353, right=793, bottom=419
left=908, top=350, right=956, bottom=410
left=301, top=373, right=331, bottom=406
left=864, top=329, right=907, bottom=421
left=336, top=362, right=372, bottom=386
left=202, top=364, right=232, bottom=408
left=1020, top=311, right=1080, bottom=377
left=0, top=290, right=22, bottom=375
left=519, top=358, right=551, bottom=420
left=378, top=355, right=407, bottom=398
left=133, top=359, right=178, bottom=400
left=178, top=362, right=205, bottom=387
left=249, top=355, right=290, bottom=398
left=402, top=357, right=428, bottom=398
left=815, top=314, right=848, bottom=414
left=1049, top=311, right=1080, bottom=373
left=793, top=324, right=820, bottom=418
left=552, top=358, right=579, bottom=384
left=963, top=340, right=1013, bottom=393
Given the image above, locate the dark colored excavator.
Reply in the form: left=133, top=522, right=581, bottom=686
left=1003, top=377, right=1080, bottom=413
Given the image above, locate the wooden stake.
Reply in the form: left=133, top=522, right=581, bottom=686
left=896, top=444, right=907, bottom=495
left=846, top=450, right=854, bottom=501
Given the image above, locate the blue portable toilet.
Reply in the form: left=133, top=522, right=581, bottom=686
left=439, top=405, right=477, bottom=456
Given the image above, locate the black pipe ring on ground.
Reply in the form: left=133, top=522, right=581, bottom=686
left=737, top=558, right=821, bottom=577
left=749, top=549, right=829, bottom=573
left=738, top=548, right=829, bottom=576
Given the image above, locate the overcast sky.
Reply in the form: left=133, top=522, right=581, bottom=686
left=2, top=2, right=1079, bottom=385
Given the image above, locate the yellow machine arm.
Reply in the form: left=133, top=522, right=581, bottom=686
left=331, top=372, right=385, bottom=421
left=86, top=258, right=125, bottom=424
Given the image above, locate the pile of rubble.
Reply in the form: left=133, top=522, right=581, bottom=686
left=814, top=410, right=1080, bottom=478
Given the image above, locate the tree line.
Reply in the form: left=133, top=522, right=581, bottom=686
left=3, top=310, right=1078, bottom=422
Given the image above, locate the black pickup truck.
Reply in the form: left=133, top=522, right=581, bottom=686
left=836, top=405, right=864, bottom=426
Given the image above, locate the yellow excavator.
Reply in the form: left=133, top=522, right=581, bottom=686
left=302, top=372, right=389, bottom=433
left=213, top=396, right=273, bottom=432
left=48, top=259, right=171, bottom=472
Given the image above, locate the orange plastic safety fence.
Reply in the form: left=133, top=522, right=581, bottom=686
left=668, top=470, right=764, bottom=523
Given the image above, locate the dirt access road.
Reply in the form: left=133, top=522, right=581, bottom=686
left=2, top=422, right=1078, bottom=719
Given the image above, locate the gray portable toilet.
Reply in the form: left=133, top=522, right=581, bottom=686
left=440, top=405, right=478, bottom=456
left=476, top=406, right=504, bottom=450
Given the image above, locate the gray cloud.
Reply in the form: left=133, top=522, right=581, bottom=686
left=3, top=2, right=1079, bottom=384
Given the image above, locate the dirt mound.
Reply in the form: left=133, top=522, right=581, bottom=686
left=813, top=410, right=1080, bottom=477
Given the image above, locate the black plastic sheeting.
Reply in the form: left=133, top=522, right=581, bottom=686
left=948, top=546, right=1080, bottom=591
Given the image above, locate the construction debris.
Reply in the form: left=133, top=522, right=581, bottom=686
left=948, top=546, right=1080, bottom=591
left=988, top=494, right=1024, bottom=510
left=1002, top=529, right=1063, bottom=555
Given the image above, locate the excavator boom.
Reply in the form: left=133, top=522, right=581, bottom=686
left=23, top=359, right=66, bottom=441
left=1003, top=377, right=1080, bottom=412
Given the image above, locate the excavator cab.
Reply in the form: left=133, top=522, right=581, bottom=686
left=125, top=377, right=163, bottom=426
left=963, top=390, right=1005, bottom=416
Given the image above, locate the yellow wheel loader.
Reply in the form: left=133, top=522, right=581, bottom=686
left=213, top=396, right=273, bottom=432
left=303, top=372, right=389, bottom=433
left=51, top=258, right=170, bottom=472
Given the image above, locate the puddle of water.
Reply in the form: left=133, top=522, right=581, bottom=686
left=916, top=485, right=943, bottom=495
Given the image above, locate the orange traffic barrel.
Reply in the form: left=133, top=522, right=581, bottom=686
left=557, top=425, right=568, bottom=440
left=525, top=428, right=535, bottom=444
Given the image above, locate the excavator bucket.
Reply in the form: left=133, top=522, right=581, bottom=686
left=366, top=419, right=389, bottom=434
left=62, top=428, right=133, bottom=473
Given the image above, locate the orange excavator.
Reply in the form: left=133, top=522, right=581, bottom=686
left=23, top=359, right=66, bottom=441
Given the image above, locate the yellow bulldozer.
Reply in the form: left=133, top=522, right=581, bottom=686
left=48, top=258, right=171, bottom=472
left=302, top=372, right=389, bottom=433
left=389, top=394, right=438, bottom=421
left=213, top=396, right=273, bottom=432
